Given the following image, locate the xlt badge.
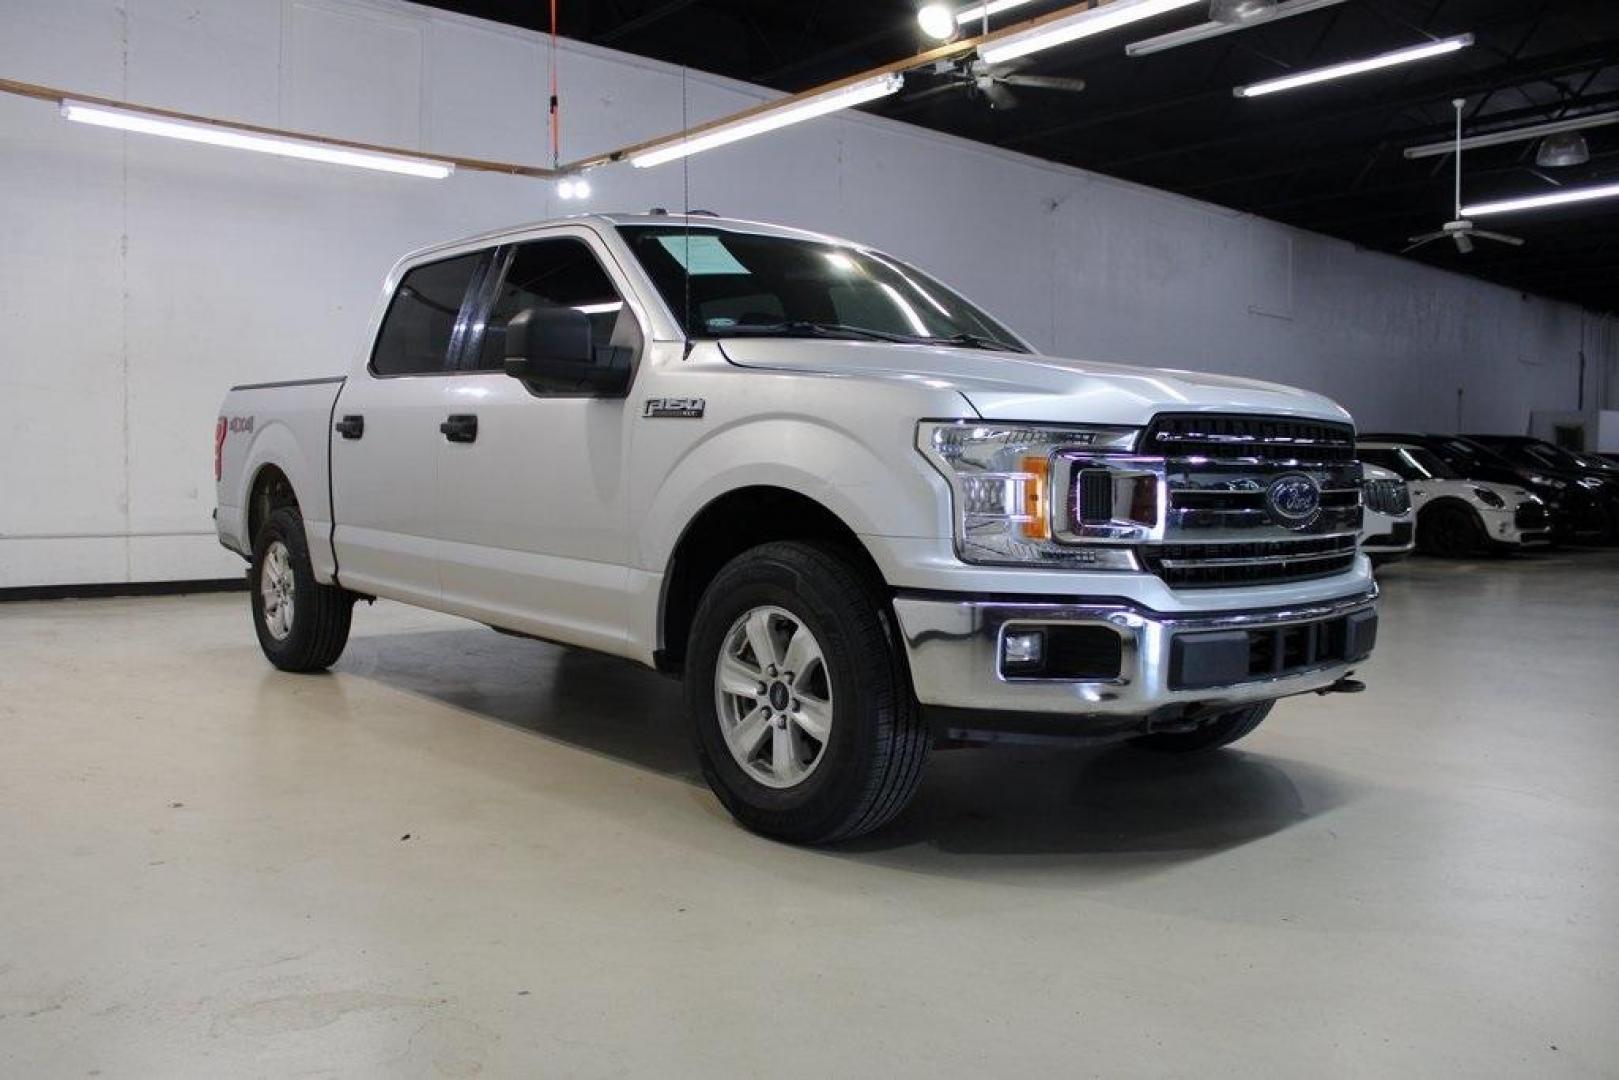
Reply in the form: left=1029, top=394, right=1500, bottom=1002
left=644, top=397, right=705, bottom=419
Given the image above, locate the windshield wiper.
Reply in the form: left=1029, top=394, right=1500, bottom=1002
left=716, top=321, right=1021, bottom=352
left=927, top=331, right=1016, bottom=352
left=714, top=320, right=923, bottom=344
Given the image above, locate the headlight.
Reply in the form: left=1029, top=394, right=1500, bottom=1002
left=918, top=421, right=1141, bottom=568
left=1523, top=473, right=1565, bottom=490
left=1578, top=476, right=1605, bottom=490
left=1472, top=486, right=1505, bottom=509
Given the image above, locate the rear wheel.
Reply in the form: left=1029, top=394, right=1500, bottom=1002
left=250, top=506, right=354, bottom=672
left=1419, top=503, right=1484, bottom=557
left=1132, top=702, right=1273, bottom=753
left=684, top=541, right=928, bottom=844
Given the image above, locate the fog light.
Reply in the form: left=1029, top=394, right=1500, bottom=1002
left=1002, top=630, right=1045, bottom=674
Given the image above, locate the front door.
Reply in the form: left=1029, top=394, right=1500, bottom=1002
left=432, top=230, right=646, bottom=657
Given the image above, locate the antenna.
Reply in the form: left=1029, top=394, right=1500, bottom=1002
left=1452, top=97, right=1465, bottom=220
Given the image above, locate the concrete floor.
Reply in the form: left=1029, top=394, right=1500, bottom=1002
left=1, top=553, right=1616, bottom=1078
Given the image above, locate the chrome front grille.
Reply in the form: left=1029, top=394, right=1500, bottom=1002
left=1141, top=535, right=1359, bottom=588
left=1130, top=414, right=1361, bottom=588
left=1363, top=478, right=1411, bottom=515
left=1051, top=415, right=1364, bottom=587
left=1143, top=414, right=1359, bottom=463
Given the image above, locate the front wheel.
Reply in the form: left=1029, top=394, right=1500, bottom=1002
left=684, top=541, right=928, bottom=844
left=250, top=506, right=354, bottom=672
left=1132, top=702, right=1273, bottom=753
left=1419, top=503, right=1485, bottom=557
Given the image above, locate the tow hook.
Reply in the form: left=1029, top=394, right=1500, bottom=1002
left=1317, top=675, right=1366, bottom=695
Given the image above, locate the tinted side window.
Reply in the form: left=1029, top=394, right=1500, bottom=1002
left=474, top=238, right=638, bottom=376
left=371, top=254, right=484, bottom=376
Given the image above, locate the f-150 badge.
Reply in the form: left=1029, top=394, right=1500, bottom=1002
left=643, top=398, right=706, bottom=419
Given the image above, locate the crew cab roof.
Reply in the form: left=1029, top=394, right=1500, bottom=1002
left=397, top=212, right=856, bottom=266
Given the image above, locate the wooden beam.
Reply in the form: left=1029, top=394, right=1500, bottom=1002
left=0, top=76, right=559, bottom=179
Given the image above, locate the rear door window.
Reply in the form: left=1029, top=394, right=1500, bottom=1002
left=370, top=253, right=486, bottom=376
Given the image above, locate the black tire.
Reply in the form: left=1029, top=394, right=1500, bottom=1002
left=684, top=541, right=928, bottom=844
left=1132, top=702, right=1273, bottom=753
left=250, top=505, right=354, bottom=672
left=1419, top=503, right=1484, bottom=557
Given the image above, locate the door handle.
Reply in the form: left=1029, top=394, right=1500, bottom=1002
left=335, top=414, right=364, bottom=440
left=440, top=414, right=478, bottom=443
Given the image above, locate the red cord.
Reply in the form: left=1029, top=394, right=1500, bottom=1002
left=549, top=0, right=560, bottom=166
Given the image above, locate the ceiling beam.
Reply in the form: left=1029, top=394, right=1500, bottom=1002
left=596, top=0, right=702, bottom=44
left=0, top=76, right=558, bottom=177
left=1404, top=107, right=1619, bottom=158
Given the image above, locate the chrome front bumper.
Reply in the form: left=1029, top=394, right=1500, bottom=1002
left=893, top=586, right=1377, bottom=723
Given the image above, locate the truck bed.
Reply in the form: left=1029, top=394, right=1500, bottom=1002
left=215, top=376, right=345, bottom=582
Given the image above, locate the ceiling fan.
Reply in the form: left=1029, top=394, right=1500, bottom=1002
left=899, top=57, right=1087, bottom=112
left=1405, top=99, right=1526, bottom=255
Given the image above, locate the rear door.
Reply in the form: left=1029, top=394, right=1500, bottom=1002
left=431, top=228, right=647, bottom=655
left=330, top=250, right=491, bottom=606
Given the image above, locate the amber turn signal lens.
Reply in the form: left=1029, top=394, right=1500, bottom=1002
left=1019, top=454, right=1051, bottom=541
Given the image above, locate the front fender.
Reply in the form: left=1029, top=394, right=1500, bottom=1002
left=634, top=415, right=954, bottom=579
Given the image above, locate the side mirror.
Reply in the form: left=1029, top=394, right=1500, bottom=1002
left=502, top=305, right=630, bottom=394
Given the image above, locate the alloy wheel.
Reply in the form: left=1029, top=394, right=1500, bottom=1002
left=260, top=540, right=296, bottom=641
left=713, top=605, right=834, bottom=789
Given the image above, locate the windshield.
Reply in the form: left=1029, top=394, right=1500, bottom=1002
left=1438, top=438, right=1513, bottom=473
left=1362, top=445, right=1458, bottom=481
left=1517, top=440, right=1615, bottom=473
left=619, top=225, right=1028, bottom=352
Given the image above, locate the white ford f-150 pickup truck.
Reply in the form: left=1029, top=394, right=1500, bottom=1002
left=216, top=212, right=1378, bottom=843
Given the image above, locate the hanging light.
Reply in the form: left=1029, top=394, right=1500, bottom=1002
left=1233, top=34, right=1473, bottom=98
left=630, top=73, right=905, bottom=168
left=59, top=100, right=453, bottom=179
left=1535, top=132, right=1591, bottom=168
left=1209, top=0, right=1275, bottom=24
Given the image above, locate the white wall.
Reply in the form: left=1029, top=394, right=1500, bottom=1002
left=2, top=0, right=1614, bottom=587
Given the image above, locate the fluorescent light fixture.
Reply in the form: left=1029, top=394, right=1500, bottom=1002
left=979, top=0, right=1203, bottom=66
left=956, top=0, right=1040, bottom=27
left=1462, top=182, right=1619, bottom=218
left=1126, top=0, right=1348, bottom=57
left=60, top=100, right=453, bottom=178
left=630, top=72, right=904, bottom=168
left=1404, top=108, right=1619, bottom=159
left=1233, top=33, right=1473, bottom=98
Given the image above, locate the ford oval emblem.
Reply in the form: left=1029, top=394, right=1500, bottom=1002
left=1265, top=473, right=1322, bottom=528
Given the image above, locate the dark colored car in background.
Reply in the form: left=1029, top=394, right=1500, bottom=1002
left=1360, top=433, right=1611, bottom=542
left=1464, top=435, right=1619, bottom=541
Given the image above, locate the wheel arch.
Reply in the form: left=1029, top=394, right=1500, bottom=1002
left=247, top=463, right=301, bottom=544
left=656, top=485, right=888, bottom=671
left=1418, top=495, right=1482, bottom=523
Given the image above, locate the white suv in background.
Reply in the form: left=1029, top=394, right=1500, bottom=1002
left=1358, top=440, right=1550, bottom=557
left=1359, top=463, right=1415, bottom=565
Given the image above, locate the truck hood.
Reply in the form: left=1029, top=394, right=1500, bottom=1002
left=718, top=339, right=1351, bottom=427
